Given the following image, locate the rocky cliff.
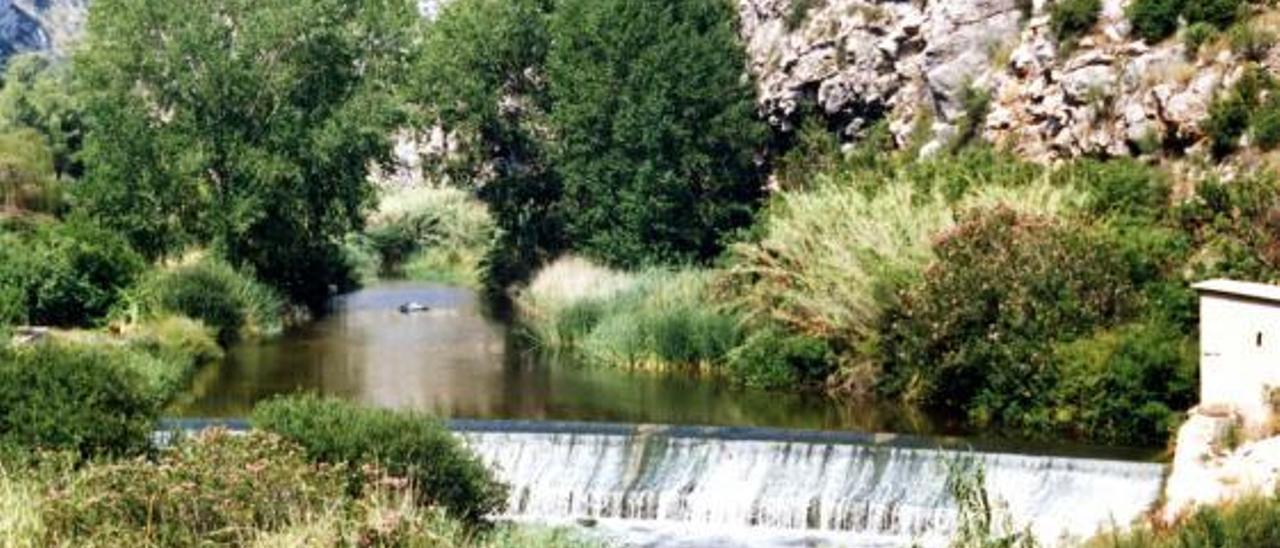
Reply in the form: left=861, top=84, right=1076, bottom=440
left=740, top=0, right=1277, bottom=162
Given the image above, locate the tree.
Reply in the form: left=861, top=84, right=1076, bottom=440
left=73, top=0, right=418, bottom=306
left=547, top=0, right=767, bottom=268
left=413, top=0, right=563, bottom=292
left=0, top=54, right=83, bottom=180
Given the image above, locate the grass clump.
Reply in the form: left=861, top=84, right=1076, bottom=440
left=122, top=258, right=284, bottom=343
left=1205, top=64, right=1278, bottom=158
left=1050, top=0, right=1102, bottom=47
left=362, top=186, right=496, bottom=287
left=518, top=257, right=742, bottom=374
left=252, top=395, right=508, bottom=526
left=1128, top=0, right=1186, bottom=43
left=1089, top=493, right=1280, bottom=547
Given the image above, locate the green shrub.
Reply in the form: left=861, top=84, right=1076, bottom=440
left=1254, top=96, right=1280, bottom=151
left=1229, top=22, right=1277, bottom=62
left=123, top=315, right=223, bottom=396
left=726, top=326, right=833, bottom=390
left=124, top=259, right=283, bottom=343
left=40, top=430, right=348, bottom=546
left=0, top=129, right=63, bottom=214
left=1047, top=322, right=1197, bottom=445
left=952, top=85, right=992, bottom=152
left=252, top=395, right=507, bottom=525
left=1128, top=0, right=1185, bottom=43
left=0, top=219, right=144, bottom=328
left=0, top=343, right=158, bottom=458
left=1050, top=0, right=1102, bottom=46
left=786, top=0, right=824, bottom=30
left=879, top=209, right=1141, bottom=430
left=1052, top=157, right=1170, bottom=219
left=1184, top=22, right=1219, bottom=57
left=363, top=187, right=497, bottom=287
left=1205, top=92, right=1251, bottom=158
left=1183, top=0, right=1244, bottom=29
left=1090, top=493, right=1280, bottom=547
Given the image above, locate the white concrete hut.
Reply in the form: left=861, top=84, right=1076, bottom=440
left=1195, top=279, right=1280, bottom=433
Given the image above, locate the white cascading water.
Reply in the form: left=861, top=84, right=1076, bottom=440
left=459, top=427, right=1167, bottom=547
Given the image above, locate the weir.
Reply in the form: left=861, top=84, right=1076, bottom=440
left=452, top=421, right=1167, bottom=546
left=162, top=419, right=1167, bottom=546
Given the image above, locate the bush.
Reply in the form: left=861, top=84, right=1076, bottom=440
left=726, top=326, right=833, bottom=390
left=1183, top=22, right=1219, bottom=57
left=1052, top=157, right=1171, bottom=219
left=0, top=129, right=63, bottom=214
left=1047, top=322, right=1197, bottom=445
left=0, top=219, right=144, bottom=328
left=252, top=395, right=507, bottom=525
left=786, top=0, right=823, bottom=30
left=40, top=430, right=348, bottom=546
left=122, top=315, right=223, bottom=396
left=1205, top=93, right=1252, bottom=158
left=1182, top=0, right=1244, bottom=29
left=0, top=343, right=158, bottom=458
left=123, top=259, right=283, bottom=343
left=1050, top=0, right=1102, bottom=46
left=1127, top=0, right=1185, bottom=43
left=1091, top=493, right=1280, bottom=547
left=1229, top=22, right=1277, bottom=62
left=879, top=209, right=1141, bottom=430
left=1255, top=96, right=1280, bottom=151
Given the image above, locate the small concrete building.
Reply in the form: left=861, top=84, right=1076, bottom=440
left=1195, top=279, right=1280, bottom=432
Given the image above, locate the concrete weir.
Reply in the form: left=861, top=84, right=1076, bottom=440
left=161, top=419, right=1167, bottom=546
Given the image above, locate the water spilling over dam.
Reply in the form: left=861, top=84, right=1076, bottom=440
left=453, top=421, right=1167, bottom=547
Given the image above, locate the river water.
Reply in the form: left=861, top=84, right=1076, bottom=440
left=173, top=282, right=1168, bottom=547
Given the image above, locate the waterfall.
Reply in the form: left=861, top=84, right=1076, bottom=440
left=457, top=422, right=1166, bottom=547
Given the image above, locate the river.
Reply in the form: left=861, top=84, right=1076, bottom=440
left=172, top=282, right=1168, bottom=547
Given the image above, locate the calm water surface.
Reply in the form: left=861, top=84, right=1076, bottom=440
left=173, top=282, right=1163, bottom=459
left=176, top=282, right=943, bottom=433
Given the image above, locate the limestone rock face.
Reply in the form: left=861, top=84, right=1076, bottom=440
left=1163, top=408, right=1280, bottom=523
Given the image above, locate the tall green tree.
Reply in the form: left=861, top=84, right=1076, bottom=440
left=74, top=0, right=418, bottom=306
left=413, top=0, right=563, bottom=291
left=0, top=54, right=83, bottom=180
left=547, top=0, right=767, bottom=268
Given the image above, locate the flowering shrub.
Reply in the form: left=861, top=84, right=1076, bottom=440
left=878, top=208, right=1141, bottom=431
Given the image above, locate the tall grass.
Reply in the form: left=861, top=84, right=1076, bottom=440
left=364, top=185, right=495, bottom=287
left=0, top=467, right=42, bottom=548
left=120, top=257, right=285, bottom=342
left=517, top=257, right=741, bottom=374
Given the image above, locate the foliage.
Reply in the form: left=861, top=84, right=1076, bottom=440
left=1049, top=0, right=1102, bottom=46
left=1090, top=493, right=1280, bottom=548
left=364, top=186, right=496, bottom=287
left=519, top=258, right=742, bottom=373
left=1229, top=21, right=1277, bottom=62
left=1183, top=22, right=1219, bottom=57
left=546, top=0, right=768, bottom=269
left=774, top=115, right=842, bottom=191
left=786, top=0, right=824, bottom=30
left=1205, top=90, right=1253, bottom=158
left=879, top=209, right=1142, bottom=432
left=1255, top=96, right=1280, bottom=151
left=1047, top=322, right=1197, bottom=445
left=0, top=342, right=158, bottom=458
left=1127, top=0, right=1185, bottom=43
left=122, top=259, right=284, bottom=343
left=1182, top=0, right=1245, bottom=29
left=0, top=218, right=145, bottom=327
left=74, top=0, right=418, bottom=306
left=1051, top=157, right=1170, bottom=220
left=946, top=459, right=1036, bottom=548
left=952, top=86, right=993, bottom=152
left=121, top=315, right=224, bottom=397
left=0, top=128, right=61, bottom=214
left=0, top=54, right=83, bottom=180
left=726, top=325, right=833, bottom=390
left=252, top=395, right=508, bottom=525
left=40, top=430, right=348, bottom=546
left=414, top=0, right=563, bottom=293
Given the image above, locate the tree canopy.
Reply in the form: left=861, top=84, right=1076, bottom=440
left=73, top=0, right=419, bottom=305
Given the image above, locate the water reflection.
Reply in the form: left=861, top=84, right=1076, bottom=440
left=176, top=282, right=949, bottom=434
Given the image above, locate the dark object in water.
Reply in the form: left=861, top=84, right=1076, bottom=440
left=398, top=302, right=431, bottom=314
